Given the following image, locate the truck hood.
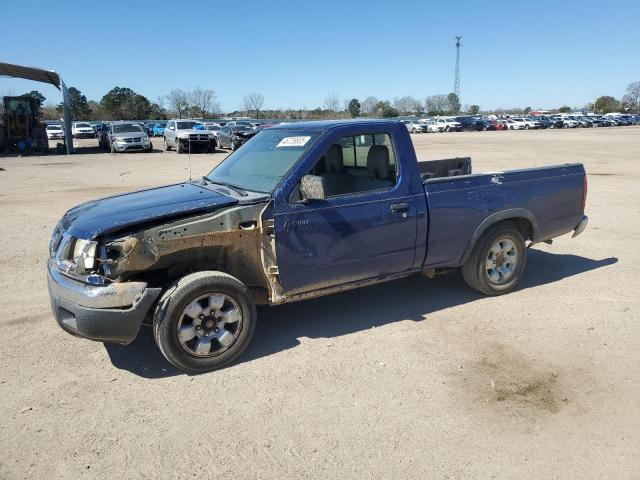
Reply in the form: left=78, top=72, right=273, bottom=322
left=61, top=182, right=239, bottom=239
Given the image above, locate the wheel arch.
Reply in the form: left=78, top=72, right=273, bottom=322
left=459, top=209, right=539, bottom=266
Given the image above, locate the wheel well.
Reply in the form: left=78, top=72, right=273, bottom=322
left=460, top=215, right=535, bottom=266
left=499, top=217, right=533, bottom=242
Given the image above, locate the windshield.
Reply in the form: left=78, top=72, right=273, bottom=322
left=75, top=123, right=91, bottom=128
left=206, top=129, right=322, bottom=193
left=47, top=125, right=62, bottom=130
left=112, top=124, right=143, bottom=134
left=156, top=123, right=166, bottom=128
left=206, top=126, right=220, bottom=131
left=177, top=121, right=200, bottom=129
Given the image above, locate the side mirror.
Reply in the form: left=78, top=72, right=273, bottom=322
left=300, top=175, right=327, bottom=201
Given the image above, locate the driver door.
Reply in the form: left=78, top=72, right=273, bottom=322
left=273, top=131, right=419, bottom=296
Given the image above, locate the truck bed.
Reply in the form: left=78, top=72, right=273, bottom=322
left=422, top=163, right=586, bottom=268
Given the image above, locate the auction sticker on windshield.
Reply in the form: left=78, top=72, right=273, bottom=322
left=277, top=136, right=311, bottom=147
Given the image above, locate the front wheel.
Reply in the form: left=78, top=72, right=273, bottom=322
left=461, top=223, right=527, bottom=296
left=153, top=271, right=257, bottom=373
left=164, top=137, right=171, bottom=151
left=176, top=138, right=183, bottom=153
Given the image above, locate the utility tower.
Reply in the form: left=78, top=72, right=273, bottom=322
left=454, top=35, right=462, bottom=100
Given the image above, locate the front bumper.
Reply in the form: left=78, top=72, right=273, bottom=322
left=113, top=140, right=151, bottom=152
left=47, top=261, right=162, bottom=344
left=75, top=132, right=95, bottom=138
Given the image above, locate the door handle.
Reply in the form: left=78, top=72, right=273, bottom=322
left=390, top=202, right=409, bottom=212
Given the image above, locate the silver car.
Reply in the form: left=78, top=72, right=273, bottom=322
left=108, top=122, right=153, bottom=153
left=163, top=119, right=217, bottom=153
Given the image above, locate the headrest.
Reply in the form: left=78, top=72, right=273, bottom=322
left=324, top=144, right=343, bottom=173
left=367, top=145, right=390, bottom=179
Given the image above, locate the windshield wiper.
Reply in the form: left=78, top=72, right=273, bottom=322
left=202, top=177, right=248, bottom=197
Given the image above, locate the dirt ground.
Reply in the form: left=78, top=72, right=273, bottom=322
left=1, top=127, right=639, bottom=479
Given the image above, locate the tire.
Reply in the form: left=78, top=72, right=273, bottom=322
left=164, top=137, right=171, bottom=151
left=208, top=140, right=215, bottom=153
left=146, top=142, right=153, bottom=152
left=445, top=126, right=450, bottom=132
left=110, top=141, right=116, bottom=153
left=153, top=271, right=257, bottom=373
left=461, top=223, right=527, bottom=296
left=176, top=138, right=183, bottom=154
left=525, top=125, right=530, bottom=129
left=230, top=141, right=236, bottom=151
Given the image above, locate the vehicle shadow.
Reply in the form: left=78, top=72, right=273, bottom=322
left=104, top=250, right=617, bottom=378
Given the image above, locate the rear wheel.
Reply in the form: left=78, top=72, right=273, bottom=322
left=462, top=223, right=527, bottom=296
left=153, top=271, right=257, bottom=373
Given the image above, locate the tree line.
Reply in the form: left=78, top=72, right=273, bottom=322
left=15, top=80, right=640, bottom=121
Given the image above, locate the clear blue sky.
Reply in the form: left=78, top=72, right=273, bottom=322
left=2, top=0, right=639, bottom=111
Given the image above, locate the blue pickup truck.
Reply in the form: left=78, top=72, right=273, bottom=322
left=47, top=120, right=588, bottom=372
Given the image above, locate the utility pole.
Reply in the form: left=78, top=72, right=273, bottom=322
left=454, top=36, right=462, bottom=102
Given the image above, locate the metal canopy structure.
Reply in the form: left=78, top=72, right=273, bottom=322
left=0, top=61, right=72, bottom=154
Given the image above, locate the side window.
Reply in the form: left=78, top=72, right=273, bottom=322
left=296, top=133, right=398, bottom=200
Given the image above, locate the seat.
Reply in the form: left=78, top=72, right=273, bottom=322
left=320, top=144, right=348, bottom=196
left=365, top=145, right=394, bottom=189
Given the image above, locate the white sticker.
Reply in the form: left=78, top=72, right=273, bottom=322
left=277, top=136, right=311, bottom=147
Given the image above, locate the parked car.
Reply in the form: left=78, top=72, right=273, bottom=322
left=570, top=116, right=592, bottom=128
left=46, top=124, right=65, bottom=140
left=492, top=119, right=508, bottom=131
left=504, top=119, right=527, bottom=130
left=205, top=125, right=221, bottom=137
left=107, top=122, right=153, bottom=153
left=217, top=125, right=258, bottom=150
left=560, top=118, right=579, bottom=128
left=401, top=120, right=428, bottom=133
left=532, top=117, right=551, bottom=129
left=512, top=117, right=541, bottom=129
left=163, top=119, right=217, bottom=153
left=47, top=119, right=588, bottom=373
left=547, top=117, right=566, bottom=129
left=152, top=122, right=166, bottom=137
left=225, top=120, right=254, bottom=128
left=72, top=122, right=96, bottom=139
left=454, top=117, right=494, bottom=131
left=419, top=120, right=444, bottom=132
left=438, top=118, right=462, bottom=132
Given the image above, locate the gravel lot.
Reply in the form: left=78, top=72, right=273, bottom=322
left=1, top=127, right=638, bottom=479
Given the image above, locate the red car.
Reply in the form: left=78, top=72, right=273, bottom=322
left=491, top=119, right=508, bottom=131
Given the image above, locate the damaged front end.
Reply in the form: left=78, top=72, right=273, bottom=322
left=47, top=221, right=162, bottom=343
left=47, top=191, right=282, bottom=344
